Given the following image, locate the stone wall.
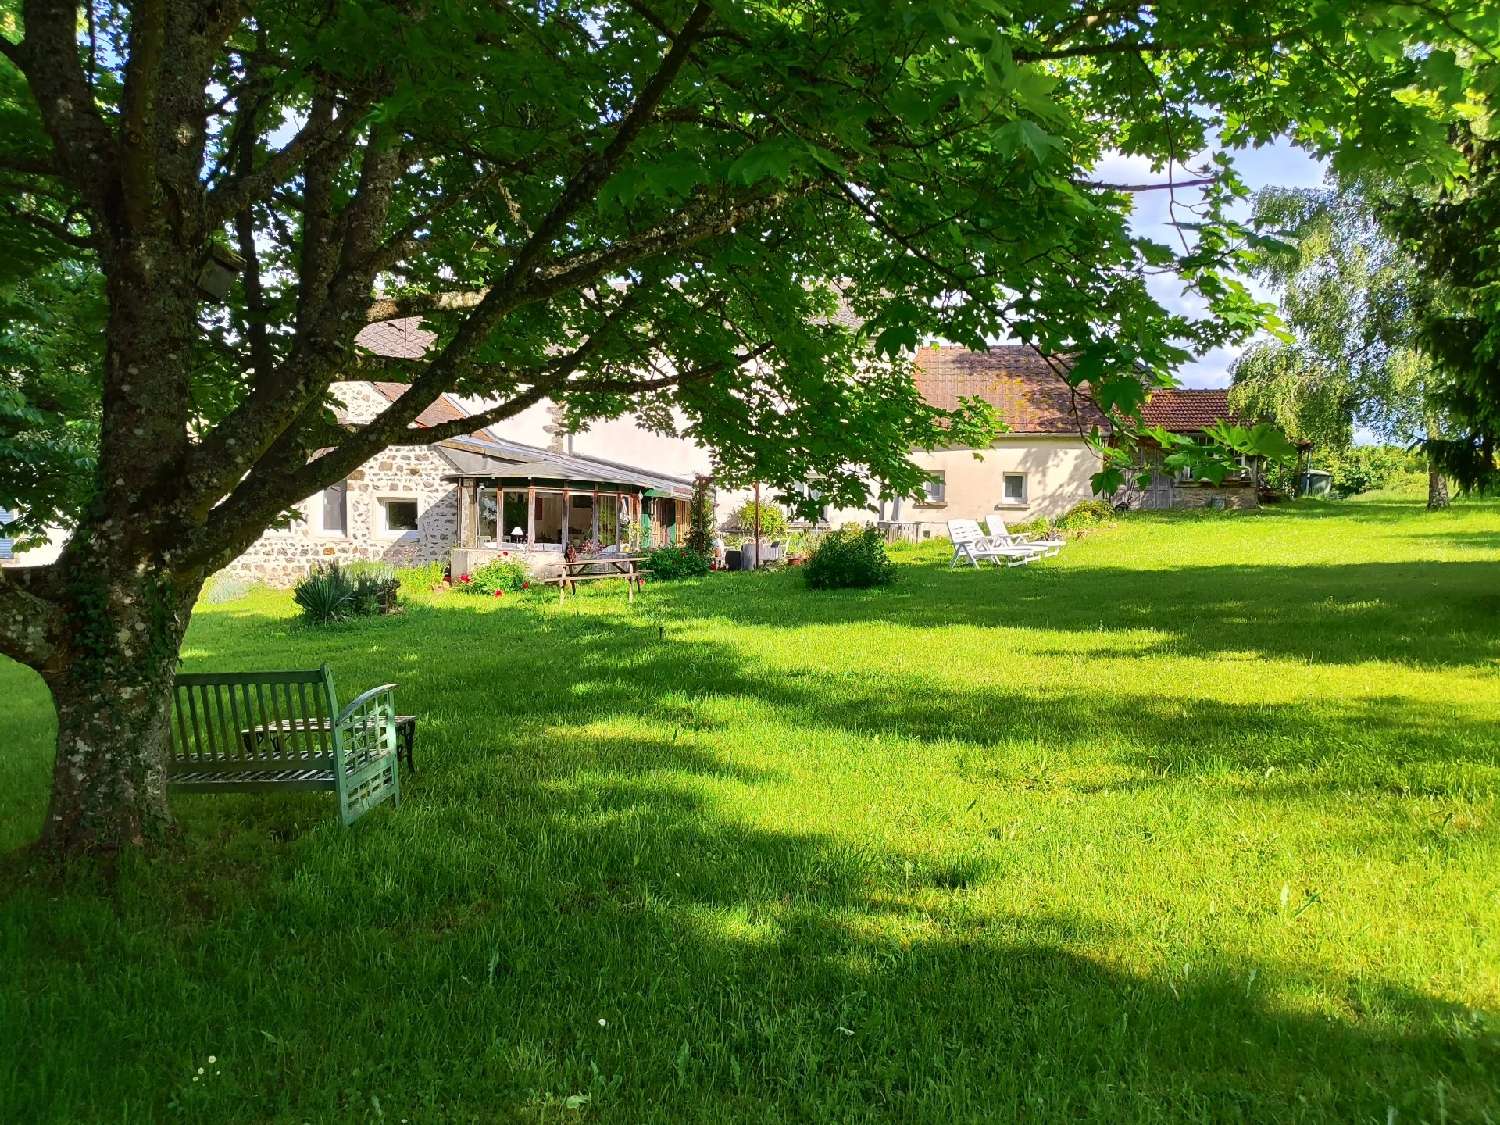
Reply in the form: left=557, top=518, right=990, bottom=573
left=1172, top=480, right=1259, bottom=510
left=220, top=443, right=461, bottom=588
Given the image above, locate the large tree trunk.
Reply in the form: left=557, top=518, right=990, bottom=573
left=1426, top=418, right=1450, bottom=511
left=1427, top=463, right=1450, bottom=510
left=36, top=561, right=201, bottom=856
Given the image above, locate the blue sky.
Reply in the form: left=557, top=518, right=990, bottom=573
left=1094, top=139, right=1328, bottom=388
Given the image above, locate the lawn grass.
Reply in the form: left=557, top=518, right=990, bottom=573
left=2, top=497, right=1497, bottom=1122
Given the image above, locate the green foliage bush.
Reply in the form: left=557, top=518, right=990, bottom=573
left=1320, top=445, right=1423, bottom=497
left=456, top=558, right=531, bottom=596
left=294, top=561, right=401, bottom=624
left=645, top=545, right=710, bottom=580
left=804, top=525, right=894, bottom=590
left=1055, top=499, right=1117, bottom=530
left=730, top=499, right=788, bottom=541
left=293, top=567, right=352, bottom=624
left=345, top=561, right=400, bottom=615
left=396, top=559, right=446, bottom=593
left=686, top=476, right=714, bottom=555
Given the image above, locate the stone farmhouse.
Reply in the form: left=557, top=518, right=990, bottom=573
left=145, top=324, right=1261, bottom=587
left=223, top=378, right=694, bottom=587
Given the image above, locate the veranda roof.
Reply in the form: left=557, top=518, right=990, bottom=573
left=438, top=435, right=694, bottom=499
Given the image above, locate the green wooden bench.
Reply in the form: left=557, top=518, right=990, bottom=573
left=168, top=665, right=401, bottom=826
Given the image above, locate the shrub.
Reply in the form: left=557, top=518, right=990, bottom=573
left=1055, top=499, right=1116, bottom=531
left=686, top=476, right=714, bottom=555
left=804, top=525, right=894, bottom=590
left=294, top=565, right=355, bottom=624
left=645, top=545, right=710, bottom=580
left=294, top=561, right=400, bottom=624
left=455, top=558, right=530, bottom=596
left=783, top=528, right=822, bottom=558
left=345, top=561, right=400, bottom=615
left=1007, top=515, right=1052, bottom=537
left=397, top=559, right=446, bottom=593
left=729, top=499, right=788, bottom=542
left=1321, top=445, right=1423, bottom=497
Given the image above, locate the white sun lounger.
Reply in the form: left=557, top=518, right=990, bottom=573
left=947, top=520, right=1044, bottom=568
left=985, top=515, right=1065, bottom=558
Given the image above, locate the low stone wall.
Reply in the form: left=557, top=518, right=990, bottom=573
left=451, top=546, right=568, bottom=580
left=1173, top=481, right=1259, bottom=510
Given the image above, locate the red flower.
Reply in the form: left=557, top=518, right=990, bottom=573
left=459, top=573, right=472, bottom=583
left=493, top=589, right=504, bottom=598
left=521, top=582, right=530, bottom=590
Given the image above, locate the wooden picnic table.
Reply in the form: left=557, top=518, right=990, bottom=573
left=555, top=554, right=650, bottom=602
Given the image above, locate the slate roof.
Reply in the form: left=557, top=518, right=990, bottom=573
left=356, top=380, right=693, bottom=498
left=911, top=346, right=1108, bottom=434
left=1138, top=388, right=1242, bottom=433
left=440, top=432, right=694, bottom=498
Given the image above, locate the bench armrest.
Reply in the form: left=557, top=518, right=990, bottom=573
left=335, top=683, right=398, bottom=729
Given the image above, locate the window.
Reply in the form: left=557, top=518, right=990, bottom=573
left=478, top=488, right=498, bottom=542
left=502, top=490, right=529, bottom=543
left=533, top=491, right=565, bottom=549
left=921, top=472, right=946, bottom=505
left=377, top=497, right=420, bottom=537
left=598, top=493, right=620, bottom=545
left=793, top=483, right=830, bottom=524
left=568, top=493, right=595, bottom=545
left=1002, top=473, right=1027, bottom=504
left=311, top=480, right=347, bottom=535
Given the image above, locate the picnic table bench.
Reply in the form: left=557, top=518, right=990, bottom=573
left=551, top=554, right=650, bottom=602
left=168, top=665, right=403, bottom=825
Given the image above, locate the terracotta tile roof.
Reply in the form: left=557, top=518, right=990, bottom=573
left=365, top=379, right=473, bottom=430
left=355, top=316, right=434, bottom=360
left=1138, top=388, right=1242, bottom=433
left=912, top=345, right=1107, bottom=435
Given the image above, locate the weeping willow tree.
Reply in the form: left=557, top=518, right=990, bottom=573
left=1230, top=181, right=1450, bottom=507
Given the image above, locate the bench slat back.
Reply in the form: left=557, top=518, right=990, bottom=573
left=170, top=667, right=338, bottom=774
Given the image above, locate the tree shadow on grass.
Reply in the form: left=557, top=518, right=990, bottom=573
left=646, top=557, right=1500, bottom=669
left=3, top=597, right=1498, bottom=1120
left=176, top=597, right=1499, bottom=801
left=6, top=703, right=1494, bottom=1122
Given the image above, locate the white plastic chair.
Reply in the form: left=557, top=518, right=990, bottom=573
left=947, top=520, right=1041, bottom=568
left=985, top=515, right=1064, bottom=558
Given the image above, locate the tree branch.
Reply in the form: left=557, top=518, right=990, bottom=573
left=364, top=288, right=489, bottom=324
left=0, top=566, right=64, bottom=672
left=12, top=0, right=117, bottom=212
left=1, top=199, right=95, bottom=249
left=0, top=152, right=60, bottom=176
left=118, top=0, right=166, bottom=230
left=1015, top=31, right=1298, bottom=62
left=205, top=95, right=370, bottom=225
left=1084, top=176, right=1218, bottom=192
left=484, top=0, right=714, bottom=300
